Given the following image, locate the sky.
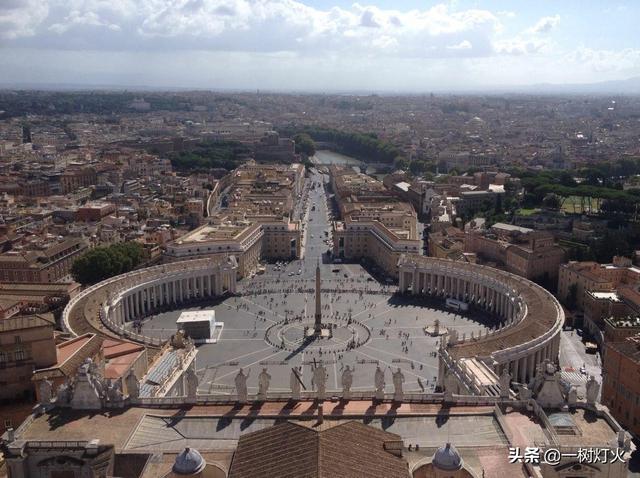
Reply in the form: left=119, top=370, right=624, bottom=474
left=0, top=0, right=639, bottom=92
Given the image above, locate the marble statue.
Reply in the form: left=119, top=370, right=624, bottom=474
left=449, top=329, right=458, bottom=344
left=444, top=370, right=458, bottom=394
left=586, top=375, right=600, bottom=407
left=87, top=358, right=100, bottom=380
left=56, top=380, right=71, bottom=406
left=38, top=379, right=53, bottom=406
left=341, top=365, right=353, bottom=399
left=258, top=368, right=271, bottom=400
left=234, top=368, right=249, bottom=403
left=374, top=366, right=385, bottom=400
left=290, top=367, right=302, bottom=400
left=392, top=368, right=405, bottom=402
left=313, top=364, right=328, bottom=401
left=125, top=369, right=139, bottom=399
left=531, top=362, right=545, bottom=392
left=567, top=386, right=578, bottom=407
left=184, top=368, right=198, bottom=399
left=518, top=384, right=532, bottom=401
left=70, top=361, right=103, bottom=410
left=172, top=330, right=186, bottom=349
left=106, top=379, right=123, bottom=402
left=499, top=369, right=511, bottom=398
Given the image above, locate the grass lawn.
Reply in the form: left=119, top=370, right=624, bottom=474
left=561, top=196, right=600, bottom=214
left=516, top=208, right=540, bottom=216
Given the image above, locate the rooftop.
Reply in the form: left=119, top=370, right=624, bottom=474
left=177, top=310, right=215, bottom=324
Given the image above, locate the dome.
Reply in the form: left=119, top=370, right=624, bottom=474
left=432, top=442, right=463, bottom=471
left=173, top=448, right=206, bottom=475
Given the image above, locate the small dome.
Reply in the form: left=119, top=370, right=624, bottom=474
left=173, top=447, right=206, bottom=475
left=432, top=442, right=463, bottom=471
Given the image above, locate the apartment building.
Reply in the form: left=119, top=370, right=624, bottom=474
left=464, top=223, right=565, bottom=283
left=602, top=335, right=640, bottom=437
left=0, top=238, right=88, bottom=283
left=329, top=166, right=420, bottom=278
left=558, top=256, right=640, bottom=311
left=0, top=314, right=57, bottom=402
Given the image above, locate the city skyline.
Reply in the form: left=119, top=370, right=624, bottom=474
left=1, top=0, right=639, bottom=92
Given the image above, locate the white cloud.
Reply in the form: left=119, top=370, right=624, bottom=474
left=2, top=0, right=503, bottom=59
left=528, top=15, right=560, bottom=34
left=447, top=40, right=472, bottom=50
left=49, top=10, right=121, bottom=34
left=568, top=47, right=640, bottom=74
left=495, top=37, right=549, bottom=56
left=0, top=0, right=50, bottom=39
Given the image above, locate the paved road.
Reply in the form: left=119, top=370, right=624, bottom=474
left=558, top=329, right=602, bottom=400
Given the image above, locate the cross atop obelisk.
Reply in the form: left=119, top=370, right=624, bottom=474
left=314, top=258, right=323, bottom=332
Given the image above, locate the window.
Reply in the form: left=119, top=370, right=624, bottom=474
left=14, top=350, right=24, bottom=361
left=14, top=335, right=22, bottom=344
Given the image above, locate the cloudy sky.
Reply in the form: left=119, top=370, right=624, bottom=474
left=1, top=0, right=639, bottom=91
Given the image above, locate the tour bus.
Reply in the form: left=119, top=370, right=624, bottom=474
left=445, top=298, right=469, bottom=312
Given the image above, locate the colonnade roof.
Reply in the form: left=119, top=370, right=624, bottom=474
left=399, top=254, right=563, bottom=360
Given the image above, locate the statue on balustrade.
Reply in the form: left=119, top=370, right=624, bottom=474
left=258, top=368, right=271, bottom=400
left=125, top=369, right=140, bottom=399
left=374, top=366, right=385, bottom=400
left=586, top=375, right=600, bottom=407
left=235, top=368, right=249, bottom=403
left=499, top=369, right=511, bottom=398
left=184, top=367, right=199, bottom=399
left=313, top=364, right=328, bottom=401
left=38, top=379, right=53, bottom=406
left=392, top=368, right=405, bottom=402
left=290, top=366, right=302, bottom=400
left=342, top=365, right=353, bottom=400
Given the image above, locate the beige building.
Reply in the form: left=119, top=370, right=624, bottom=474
left=330, top=166, right=420, bottom=278
left=0, top=314, right=57, bottom=403
left=0, top=238, right=88, bottom=283
left=333, top=220, right=421, bottom=278
left=428, top=227, right=466, bottom=260
left=165, top=222, right=263, bottom=279
left=557, top=256, right=640, bottom=311
left=465, top=223, right=565, bottom=283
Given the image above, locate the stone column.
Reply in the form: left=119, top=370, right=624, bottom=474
left=123, top=296, right=129, bottom=322
left=512, top=358, right=519, bottom=383
left=132, top=292, right=138, bottom=317
left=519, top=357, right=527, bottom=383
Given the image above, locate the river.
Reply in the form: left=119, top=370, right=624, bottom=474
left=312, top=149, right=362, bottom=166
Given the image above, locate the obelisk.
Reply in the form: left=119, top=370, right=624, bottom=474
left=314, top=259, right=322, bottom=333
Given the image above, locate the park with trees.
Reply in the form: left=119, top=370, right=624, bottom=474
left=72, top=242, right=145, bottom=285
left=278, top=126, right=401, bottom=163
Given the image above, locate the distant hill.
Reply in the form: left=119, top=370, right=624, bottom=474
left=523, top=76, right=640, bottom=95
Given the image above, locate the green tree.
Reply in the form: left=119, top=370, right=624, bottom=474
left=542, top=193, right=562, bottom=210
left=393, top=156, right=409, bottom=171
left=293, top=133, right=316, bottom=156
left=72, top=242, right=144, bottom=285
left=565, top=283, right=579, bottom=310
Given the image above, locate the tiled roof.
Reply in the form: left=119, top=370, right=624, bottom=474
left=0, top=313, right=54, bottom=333
left=32, top=333, right=103, bottom=381
left=228, top=421, right=410, bottom=478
